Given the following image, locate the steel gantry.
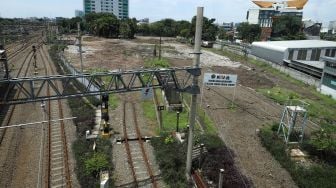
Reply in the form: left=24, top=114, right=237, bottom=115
left=0, top=67, right=201, bottom=105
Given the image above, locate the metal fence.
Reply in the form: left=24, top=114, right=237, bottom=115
left=59, top=54, right=100, bottom=100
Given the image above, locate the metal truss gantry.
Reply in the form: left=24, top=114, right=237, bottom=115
left=277, top=100, right=308, bottom=144
left=0, top=67, right=201, bottom=105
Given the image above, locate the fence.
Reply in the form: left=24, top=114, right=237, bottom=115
left=58, top=53, right=100, bottom=100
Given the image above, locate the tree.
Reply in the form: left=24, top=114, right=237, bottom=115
left=237, top=22, right=261, bottom=43
left=138, top=23, right=150, bottom=36
left=83, top=13, right=119, bottom=38
left=272, top=15, right=305, bottom=40
left=190, top=16, right=218, bottom=41
left=179, top=29, right=190, bottom=38
left=217, top=28, right=227, bottom=40
left=119, top=18, right=137, bottom=39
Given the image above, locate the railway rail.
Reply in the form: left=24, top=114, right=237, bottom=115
left=0, top=42, right=39, bottom=144
left=122, top=101, right=158, bottom=188
left=0, top=41, right=41, bottom=187
left=39, top=45, right=71, bottom=188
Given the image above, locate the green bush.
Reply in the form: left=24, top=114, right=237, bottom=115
left=84, top=152, right=109, bottom=176
left=151, top=134, right=187, bottom=187
left=260, top=125, right=336, bottom=188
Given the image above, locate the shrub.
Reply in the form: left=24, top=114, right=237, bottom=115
left=260, top=124, right=336, bottom=188
left=151, top=134, right=187, bottom=187
left=84, top=152, right=109, bottom=177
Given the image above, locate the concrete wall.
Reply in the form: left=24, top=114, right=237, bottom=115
left=251, top=45, right=285, bottom=64
left=250, top=55, right=320, bottom=86
left=321, top=85, right=336, bottom=99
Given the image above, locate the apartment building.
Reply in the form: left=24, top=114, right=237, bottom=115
left=83, top=0, right=129, bottom=19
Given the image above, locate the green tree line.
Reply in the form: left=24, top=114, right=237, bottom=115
left=57, top=13, right=137, bottom=39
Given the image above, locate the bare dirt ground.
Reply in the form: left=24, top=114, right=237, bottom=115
left=65, top=36, right=298, bottom=187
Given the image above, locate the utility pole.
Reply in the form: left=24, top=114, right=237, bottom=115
left=77, top=22, right=84, bottom=74
left=186, top=7, right=203, bottom=179
left=159, top=34, right=162, bottom=60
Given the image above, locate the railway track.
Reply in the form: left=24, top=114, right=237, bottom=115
left=122, top=101, right=158, bottom=188
left=0, top=43, right=38, bottom=144
left=6, top=35, right=40, bottom=60
left=0, top=41, right=41, bottom=187
left=39, top=45, right=71, bottom=188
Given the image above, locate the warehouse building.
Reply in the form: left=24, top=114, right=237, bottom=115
left=251, top=40, right=336, bottom=78
left=320, top=56, right=336, bottom=99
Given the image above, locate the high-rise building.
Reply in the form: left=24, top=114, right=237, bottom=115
left=83, top=0, right=129, bottom=19
left=75, top=10, right=84, bottom=17
left=246, top=0, right=308, bottom=40
left=329, top=21, right=336, bottom=34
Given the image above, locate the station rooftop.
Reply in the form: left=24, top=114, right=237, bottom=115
left=252, top=40, right=336, bottom=52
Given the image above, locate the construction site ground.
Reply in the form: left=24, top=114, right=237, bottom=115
left=62, top=35, right=326, bottom=187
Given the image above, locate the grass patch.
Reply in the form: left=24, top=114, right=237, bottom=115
left=144, top=58, right=170, bottom=68
left=258, top=87, right=336, bottom=123
left=108, top=94, right=118, bottom=110
left=206, top=48, right=306, bottom=87
left=197, top=106, right=217, bottom=134
left=260, top=124, right=336, bottom=188
left=142, top=99, right=189, bottom=133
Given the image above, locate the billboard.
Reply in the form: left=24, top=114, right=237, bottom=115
left=203, top=73, right=237, bottom=87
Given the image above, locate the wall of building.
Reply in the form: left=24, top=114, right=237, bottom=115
left=251, top=45, right=285, bottom=64
left=286, top=48, right=336, bottom=61
left=247, top=9, right=259, bottom=24
left=321, top=85, right=336, bottom=99
left=83, top=0, right=129, bottom=19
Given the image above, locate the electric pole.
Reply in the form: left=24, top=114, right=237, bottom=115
left=77, top=22, right=84, bottom=74
left=186, top=7, right=203, bottom=179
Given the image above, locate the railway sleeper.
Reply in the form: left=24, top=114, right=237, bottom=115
left=117, top=136, right=152, bottom=143
left=52, top=134, right=61, bottom=138
left=51, top=148, right=63, bottom=153
left=52, top=156, right=63, bottom=161
left=52, top=177, right=65, bottom=183
left=51, top=182, right=66, bottom=188
left=52, top=152, right=63, bottom=157
left=51, top=144, right=62, bottom=148
left=51, top=161, right=64, bottom=167
left=52, top=172, right=65, bottom=178
left=52, top=140, right=62, bottom=144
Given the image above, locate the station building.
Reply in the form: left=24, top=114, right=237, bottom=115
left=320, top=56, right=336, bottom=99
left=251, top=40, right=336, bottom=78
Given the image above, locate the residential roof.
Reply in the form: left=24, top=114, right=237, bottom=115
left=252, top=0, right=308, bottom=9
left=252, top=40, right=336, bottom=52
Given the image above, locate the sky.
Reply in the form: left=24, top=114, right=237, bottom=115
left=0, top=0, right=335, bottom=26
